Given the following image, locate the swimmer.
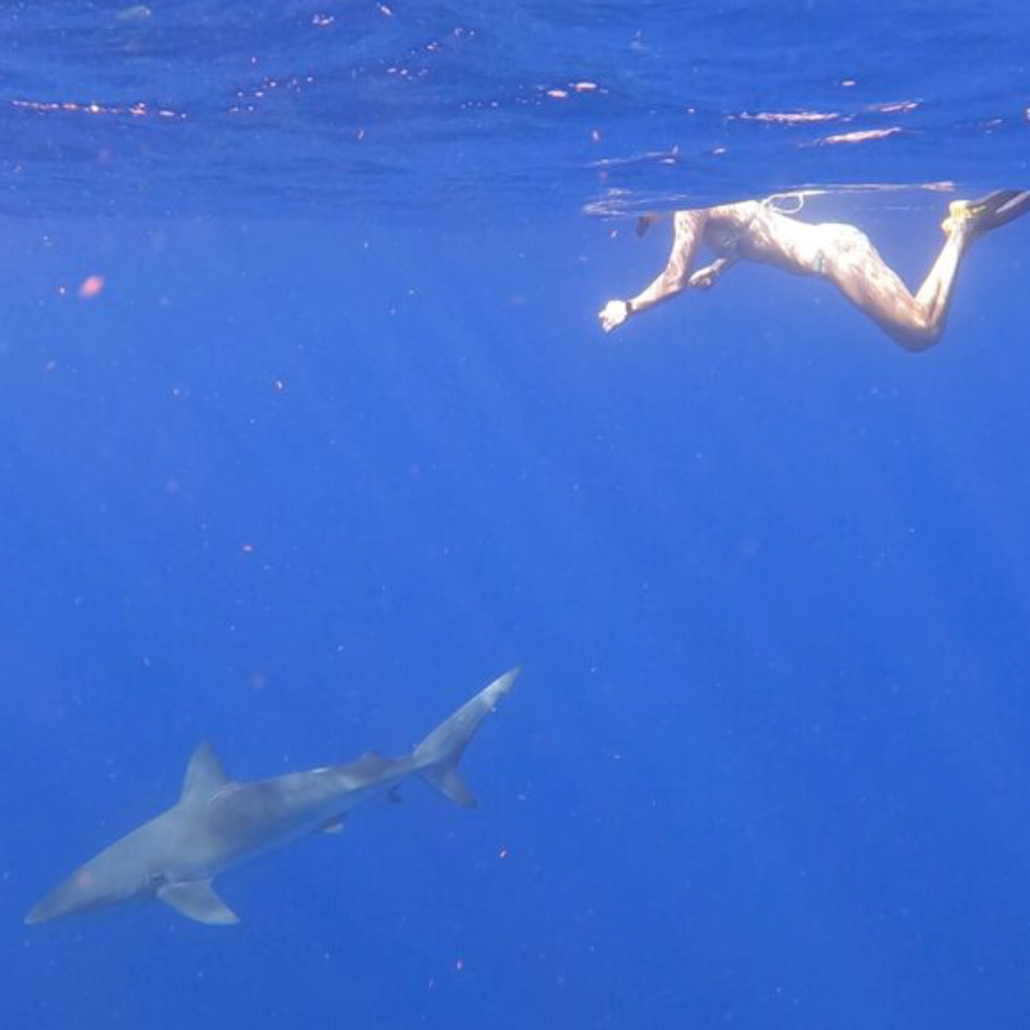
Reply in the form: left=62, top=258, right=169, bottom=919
left=598, top=189, right=1030, bottom=352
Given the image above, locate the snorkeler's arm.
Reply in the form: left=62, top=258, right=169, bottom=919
left=599, top=209, right=708, bottom=332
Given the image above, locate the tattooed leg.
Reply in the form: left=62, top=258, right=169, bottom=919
left=817, top=222, right=968, bottom=352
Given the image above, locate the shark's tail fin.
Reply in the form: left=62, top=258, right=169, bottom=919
left=412, top=668, right=519, bottom=808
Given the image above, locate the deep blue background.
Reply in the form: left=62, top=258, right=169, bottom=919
left=2, top=3, right=1030, bottom=1029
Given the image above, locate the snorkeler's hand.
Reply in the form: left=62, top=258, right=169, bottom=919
left=688, top=263, right=720, bottom=291
left=599, top=299, right=631, bottom=332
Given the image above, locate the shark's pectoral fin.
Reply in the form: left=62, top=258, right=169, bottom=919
left=158, top=881, right=239, bottom=925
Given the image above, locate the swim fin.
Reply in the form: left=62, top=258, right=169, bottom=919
left=942, top=189, right=1030, bottom=238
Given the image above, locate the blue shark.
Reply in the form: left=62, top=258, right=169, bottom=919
left=26, top=668, right=518, bottom=926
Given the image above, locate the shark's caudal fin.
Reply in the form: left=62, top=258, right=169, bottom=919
left=413, top=668, right=519, bottom=808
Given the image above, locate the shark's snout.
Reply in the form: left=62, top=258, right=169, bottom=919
left=25, top=900, right=55, bottom=924
left=26, top=864, right=122, bottom=924
left=24, top=905, right=44, bottom=925
left=25, top=881, right=77, bottom=924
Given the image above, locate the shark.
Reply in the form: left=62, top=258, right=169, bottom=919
left=26, top=667, right=518, bottom=927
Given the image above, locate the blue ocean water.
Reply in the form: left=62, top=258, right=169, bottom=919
left=2, top=1, right=1030, bottom=1027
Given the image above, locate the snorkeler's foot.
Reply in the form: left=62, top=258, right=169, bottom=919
left=942, top=189, right=1030, bottom=239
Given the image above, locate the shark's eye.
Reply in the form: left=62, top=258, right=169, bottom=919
left=146, top=873, right=167, bottom=891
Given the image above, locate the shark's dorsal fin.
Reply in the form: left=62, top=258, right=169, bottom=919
left=181, top=743, right=229, bottom=804
left=158, top=880, right=238, bottom=925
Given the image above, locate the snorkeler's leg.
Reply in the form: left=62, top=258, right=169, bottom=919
left=821, top=191, right=1030, bottom=351
left=818, top=225, right=968, bottom=352
left=599, top=209, right=709, bottom=332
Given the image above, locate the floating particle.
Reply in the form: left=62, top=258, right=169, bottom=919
left=78, top=275, right=105, bottom=299
left=547, top=88, right=569, bottom=99
left=573, top=81, right=598, bottom=92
